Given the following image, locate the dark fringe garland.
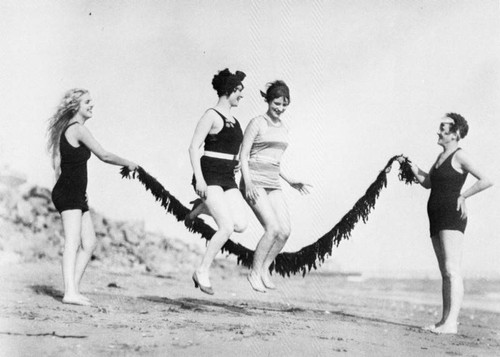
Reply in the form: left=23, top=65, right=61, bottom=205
left=121, top=155, right=417, bottom=277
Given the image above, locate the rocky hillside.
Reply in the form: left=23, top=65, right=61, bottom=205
left=0, top=166, right=223, bottom=275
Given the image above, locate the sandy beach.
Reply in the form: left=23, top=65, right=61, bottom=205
left=1, top=170, right=499, bottom=356
left=1, top=260, right=499, bottom=357
left=1, top=1, right=499, bottom=355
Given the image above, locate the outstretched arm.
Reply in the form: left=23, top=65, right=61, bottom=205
left=75, top=125, right=138, bottom=170
left=279, top=171, right=312, bottom=195
left=280, top=170, right=312, bottom=195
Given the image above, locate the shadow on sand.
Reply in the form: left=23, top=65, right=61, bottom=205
left=140, top=296, right=254, bottom=315
left=28, top=285, right=418, bottom=330
left=30, top=285, right=63, bottom=302
left=140, top=295, right=418, bottom=329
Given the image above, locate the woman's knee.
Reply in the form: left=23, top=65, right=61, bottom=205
left=63, top=233, right=81, bottom=250
left=269, top=221, right=290, bottom=242
left=276, top=226, right=291, bottom=242
left=217, top=221, right=235, bottom=237
left=82, top=235, right=97, bottom=253
left=442, top=264, right=461, bottom=281
left=233, top=218, right=248, bottom=233
left=80, top=228, right=97, bottom=253
left=264, top=224, right=282, bottom=240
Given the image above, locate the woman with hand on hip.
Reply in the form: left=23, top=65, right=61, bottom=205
left=402, top=113, right=493, bottom=334
left=240, top=80, right=311, bottom=293
left=187, top=69, right=248, bottom=295
left=47, top=88, right=138, bottom=306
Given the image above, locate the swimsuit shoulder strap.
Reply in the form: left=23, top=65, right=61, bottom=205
left=446, top=148, right=462, bottom=163
left=452, top=148, right=462, bottom=156
left=210, top=108, right=228, bottom=124
left=63, top=122, right=80, bottom=133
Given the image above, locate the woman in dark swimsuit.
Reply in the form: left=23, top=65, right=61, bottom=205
left=187, top=69, right=248, bottom=295
left=47, top=89, right=138, bottom=306
left=401, top=113, right=493, bottom=334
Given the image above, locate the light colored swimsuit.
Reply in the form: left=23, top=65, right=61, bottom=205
left=247, top=114, right=289, bottom=189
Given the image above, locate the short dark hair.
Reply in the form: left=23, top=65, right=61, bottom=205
left=260, top=80, right=290, bottom=103
left=445, top=112, right=469, bottom=139
left=212, top=68, right=246, bottom=97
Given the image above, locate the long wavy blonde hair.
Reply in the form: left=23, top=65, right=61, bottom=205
left=46, top=88, right=88, bottom=173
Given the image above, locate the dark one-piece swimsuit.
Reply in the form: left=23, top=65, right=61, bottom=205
left=192, top=108, right=243, bottom=191
left=427, top=148, right=468, bottom=237
left=51, top=122, right=91, bottom=213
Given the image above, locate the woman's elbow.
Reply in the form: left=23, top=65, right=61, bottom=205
left=188, top=145, right=199, bottom=159
left=98, top=152, right=113, bottom=163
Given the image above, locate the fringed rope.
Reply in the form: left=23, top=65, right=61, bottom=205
left=121, top=155, right=417, bottom=277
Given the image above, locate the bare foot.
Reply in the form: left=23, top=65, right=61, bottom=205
left=62, top=294, right=92, bottom=306
left=76, top=294, right=92, bottom=303
left=421, top=320, right=444, bottom=330
left=247, top=272, right=266, bottom=293
left=261, top=272, right=276, bottom=290
left=430, top=323, right=457, bottom=334
left=421, top=325, right=436, bottom=331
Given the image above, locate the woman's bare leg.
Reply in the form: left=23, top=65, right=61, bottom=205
left=223, top=188, right=248, bottom=233
left=246, top=188, right=280, bottom=292
left=431, top=230, right=464, bottom=334
left=260, top=189, right=290, bottom=289
left=422, top=235, right=446, bottom=330
left=60, top=210, right=90, bottom=306
left=74, top=211, right=97, bottom=303
left=194, top=186, right=235, bottom=289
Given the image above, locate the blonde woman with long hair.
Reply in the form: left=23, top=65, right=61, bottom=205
left=47, top=89, right=138, bottom=306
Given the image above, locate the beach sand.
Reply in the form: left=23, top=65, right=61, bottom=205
left=1, top=261, right=499, bottom=356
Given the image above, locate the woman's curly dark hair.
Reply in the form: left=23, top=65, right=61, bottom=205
left=260, top=80, right=290, bottom=103
left=212, top=68, right=246, bottom=97
left=446, top=112, right=469, bottom=140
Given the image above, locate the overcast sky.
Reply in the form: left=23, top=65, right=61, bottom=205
left=1, top=0, right=499, bottom=277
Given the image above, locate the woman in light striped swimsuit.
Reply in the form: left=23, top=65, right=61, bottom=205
left=240, top=80, right=311, bottom=292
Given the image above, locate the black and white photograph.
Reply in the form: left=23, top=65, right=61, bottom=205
left=1, top=0, right=499, bottom=355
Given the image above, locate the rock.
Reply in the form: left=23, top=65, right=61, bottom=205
left=108, top=225, right=126, bottom=243
left=0, top=200, right=9, bottom=218
left=33, top=215, right=48, bottom=232
left=0, top=186, right=21, bottom=219
left=0, top=250, right=22, bottom=265
left=93, top=236, right=113, bottom=261
left=144, top=232, right=164, bottom=245
left=0, top=166, right=27, bottom=187
left=91, top=210, right=107, bottom=236
left=15, top=200, right=35, bottom=226
left=26, top=186, right=52, bottom=201
left=28, top=197, right=50, bottom=216
left=0, top=176, right=232, bottom=275
left=123, top=221, right=144, bottom=246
